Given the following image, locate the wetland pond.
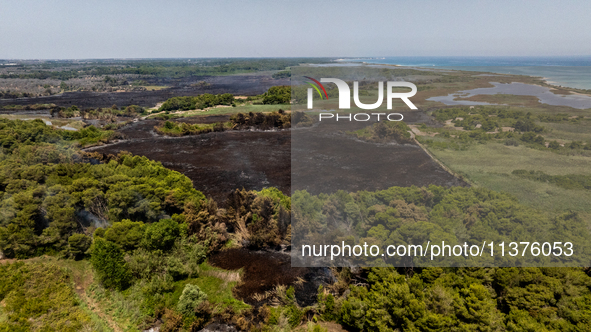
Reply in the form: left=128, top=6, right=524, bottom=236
left=428, top=82, right=591, bottom=109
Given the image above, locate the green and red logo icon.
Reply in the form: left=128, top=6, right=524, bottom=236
left=304, top=76, right=329, bottom=100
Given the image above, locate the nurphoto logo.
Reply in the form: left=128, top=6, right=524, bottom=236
left=306, top=77, right=418, bottom=110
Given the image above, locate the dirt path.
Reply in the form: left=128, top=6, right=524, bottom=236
left=71, top=267, right=122, bottom=332
left=408, top=124, right=438, bottom=137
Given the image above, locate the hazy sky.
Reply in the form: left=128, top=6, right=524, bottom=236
left=1, top=0, right=590, bottom=59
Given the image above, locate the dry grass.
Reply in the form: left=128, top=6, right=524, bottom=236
left=201, top=270, right=241, bottom=284
left=294, top=277, right=306, bottom=287
left=233, top=215, right=251, bottom=244
left=249, top=284, right=287, bottom=306
left=251, top=293, right=267, bottom=302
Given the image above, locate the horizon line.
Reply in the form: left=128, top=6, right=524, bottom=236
left=2, top=55, right=591, bottom=61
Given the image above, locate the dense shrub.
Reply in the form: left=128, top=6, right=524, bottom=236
left=272, top=70, right=291, bottom=79
left=548, top=140, right=560, bottom=149
left=504, top=138, right=519, bottom=146
left=338, top=266, right=591, bottom=331
left=0, top=149, right=205, bottom=258
left=262, top=86, right=291, bottom=104
left=158, top=93, right=234, bottom=112
left=67, top=233, right=91, bottom=259
left=230, top=110, right=291, bottom=130
left=0, top=118, right=112, bottom=152
left=291, top=185, right=591, bottom=266
left=90, top=238, right=131, bottom=290
left=514, top=118, right=543, bottom=132
left=520, top=132, right=545, bottom=145
left=176, top=284, right=207, bottom=317
left=104, top=219, right=146, bottom=251
left=142, top=218, right=184, bottom=251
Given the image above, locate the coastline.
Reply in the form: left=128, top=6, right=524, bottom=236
left=336, top=59, right=591, bottom=94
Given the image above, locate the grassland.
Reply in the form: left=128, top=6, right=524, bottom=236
left=428, top=143, right=591, bottom=216
left=0, top=257, right=112, bottom=332
left=415, top=97, right=591, bottom=220
left=544, top=121, right=591, bottom=142
left=148, top=103, right=290, bottom=119
left=0, top=255, right=248, bottom=332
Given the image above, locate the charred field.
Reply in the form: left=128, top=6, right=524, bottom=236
left=88, top=110, right=465, bottom=203
left=209, top=248, right=334, bottom=307
left=291, top=111, right=466, bottom=196
left=0, top=74, right=288, bottom=109
left=89, top=128, right=292, bottom=203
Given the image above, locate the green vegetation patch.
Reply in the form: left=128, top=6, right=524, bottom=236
left=0, top=149, right=205, bottom=258
left=0, top=118, right=114, bottom=150
left=338, top=266, right=591, bottom=331
left=194, top=262, right=250, bottom=312
left=158, top=94, right=234, bottom=113
left=53, top=104, right=148, bottom=119
left=292, top=184, right=591, bottom=266
left=262, top=86, right=291, bottom=104
left=420, top=106, right=591, bottom=156
left=155, top=111, right=291, bottom=137
left=512, top=169, right=591, bottom=190
left=0, top=261, right=92, bottom=331
left=156, top=121, right=231, bottom=136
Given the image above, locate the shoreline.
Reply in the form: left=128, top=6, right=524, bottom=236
left=337, top=59, right=591, bottom=94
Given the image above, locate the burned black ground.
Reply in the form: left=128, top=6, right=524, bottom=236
left=89, top=110, right=464, bottom=203
left=0, top=74, right=288, bottom=109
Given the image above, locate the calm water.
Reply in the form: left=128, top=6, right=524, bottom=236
left=428, top=82, right=591, bottom=109
left=344, top=56, right=591, bottom=90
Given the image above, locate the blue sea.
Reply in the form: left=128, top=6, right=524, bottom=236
left=344, top=56, right=591, bottom=90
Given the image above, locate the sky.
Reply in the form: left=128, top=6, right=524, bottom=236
left=0, top=0, right=590, bottom=59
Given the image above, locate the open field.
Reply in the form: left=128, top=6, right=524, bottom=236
left=426, top=141, right=591, bottom=217
left=544, top=121, right=591, bottom=142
